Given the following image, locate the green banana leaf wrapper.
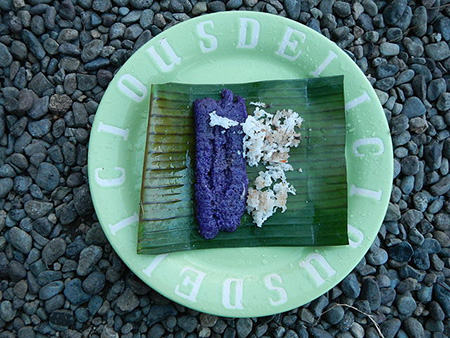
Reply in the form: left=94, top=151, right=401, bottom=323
left=138, top=76, right=348, bottom=255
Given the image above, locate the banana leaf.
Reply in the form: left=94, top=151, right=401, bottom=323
left=138, top=76, right=348, bottom=254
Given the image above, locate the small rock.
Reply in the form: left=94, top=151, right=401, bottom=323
left=82, top=270, right=106, bottom=295
left=0, top=301, right=16, bottom=322
left=403, top=317, right=425, bottom=338
left=366, top=248, right=388, bottom=265
left=396, top=295, right=416, bottom=315
left=388, top=241, right=414, bottom=262
left=6, top=227, right=32, bottom=254
left=49, top=94, right=72, bottom=114
left=192, top=2, right=207, bottom=15
left=325, top=304, right=344, bottom=325
left=24, top=200, right=53, bottom=219
left=39, top=281, right=64, bottom=300
left=360, top=278, right=381, bottom=311
left=36, top=162, right=60, bottom=191
left=402, top=97, right=426, bottom=119
left=64, top=279, right=91, bottom=306
left=383, top=0, right=407, bottom=25
left=425, top=42, right=450, bottom=61
left=81, top=39, right=103, bottom=63
left=77, top=245, right=102, bottom=276
left=430, top=175, right=450, bottom=196
left=381, top=318, right=401, bottom=338
left=236, top=318, right=253, bottom=337
left=49, top=309, right=75, bottom=327
left=22, top=30, right=45, bottom=60
left=42, top=238, right=67, bottom=265
left=93, top=0, right=112, bottom=12
left=0, top=43, right=13, bottom=67
left=437, top=93, right=450, bottom=111
left=116, top=288, right=139, bottom=312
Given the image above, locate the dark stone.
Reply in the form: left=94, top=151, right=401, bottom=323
left=388, top=242, right=414, bottom=262
left=325, top=304, right=344, bottom=325
left=402, top=97, right=426, bottom=119
left=36, top=162, right=60, bottom=191
left=6, top=227, right=32, bottom=254
left=22, top=30, right=45, bottom=60
left=64, top=279, right=91, bottom=306
left=381, top=318, right=401, bottom=338
left=77, top=245, right=102, bottom=276
left=42, top=238, right=66, bottom=265
left=403, top=317, right=425, bottom=338
left=284, top=0, right=301, bottom=20
left=116, top=288, right=139, bottom=312
left=49, top=309, right=75, bottom=327
left=360, top=278, right=381, bottom=310
left=24, top=200, right=53, bottom=219
left=82, top=270, right=105, bottom=295
left=39, top=281, right=64, bottom=300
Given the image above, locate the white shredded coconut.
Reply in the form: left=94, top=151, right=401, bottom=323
left=250, top=101, right=268, bottom=108
left=242, top=105, right=303, bottom=227
left=209, top=111, right=239, bottom=129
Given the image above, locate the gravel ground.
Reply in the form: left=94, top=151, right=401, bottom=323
left=0, top=0, right=449, bottom=337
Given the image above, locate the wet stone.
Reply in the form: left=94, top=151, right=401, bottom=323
left=388, top=242, right=414, bottom=262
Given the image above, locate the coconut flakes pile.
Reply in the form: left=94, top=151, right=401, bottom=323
left=242, top=104, right=303, bottom=227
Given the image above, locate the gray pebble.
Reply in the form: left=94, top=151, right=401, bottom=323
left=403, top=317, right=425, bottom=338
left=22, top=30, right=45, bottom=60
left=333, top=1, right=351, bottom=17
left=130, top=0, right=153, bottom=9
left=110, top=22, right=126, bottom=39
left=49, top=308, right=75, bottom=328
left=383, top=0, right=407, bottom=25
left=77, top=245, right=102, bottom=276
left=192, top=2, right=207, bottom=15
left=367, top=248, right=388, bottom=265
left=116, top=288, right=139, bottom=312
left=82, top=270, right=106, bottom=294
left=28, top=119, right=51, bottom=138
left=380, top=42, right=400, bottom=56
left=93, top=0, right=112, bottom=12
left=402, top=97, right=426, bottom=119
left=42, top=238, right=66, bottom=265
left=6, top=227, right=32, bottom=254
left=284, top=0, right=301, bottom=19
left=430, top=175, right=450, bottom=196
left=36, top=162, right=60, bottom=191
left=49, top=94, right=72, bottom=114
left=325, top=304, right=344, bottom=324
left=403, top=37, right=424, bottom=57
left=64, top=278, right=91, bottom=306
left=437, top=93, right=450, bottom=111
left=29, top=72, right=54, bottom=96
left=39, top=281, right=64, bottom=300
left=235, top=318, right=252, bottom=337
left=411, top=6, right=427, bottom=37
left=0, top=301, right=16, bottom=322
left=0, top=43, right=13, bottom=67
left=0, top=178, right=14, bottom=198
left=81, top=39, right=104, bottom=63
left=425, top=42, right=450, bottom=61
left=388, top=241, right=414, bottom=262
left=409, top=117, right=428, bottom=134
left=381, top=318, right=401, bottom=338
left=24, top=200, right=52, bottom=219
left=396, top=295, right=416, bottom=315
left=434, top=16, right=450, bottom=41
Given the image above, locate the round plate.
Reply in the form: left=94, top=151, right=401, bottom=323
left=88, top=12, right=393, bottom=317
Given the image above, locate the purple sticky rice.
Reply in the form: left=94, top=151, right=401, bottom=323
left=194, top=89, right=248, bottom=239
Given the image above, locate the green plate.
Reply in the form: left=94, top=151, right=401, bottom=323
left=88, top=12, right=393, bottom=317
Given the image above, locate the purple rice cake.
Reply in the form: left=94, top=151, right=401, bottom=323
left=194, top=89, right=248, bottom=239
